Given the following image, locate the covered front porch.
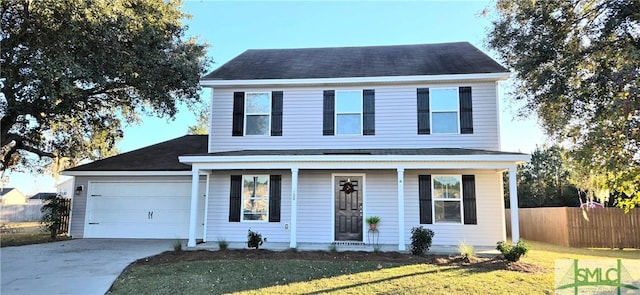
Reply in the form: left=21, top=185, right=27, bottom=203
left=179, top=149, right=529, bottom=250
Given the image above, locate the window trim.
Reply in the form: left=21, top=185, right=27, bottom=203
left=243, top=92, right=272, bottom=136
left=240, top=174, right=270, bottom=222
left=334, top=90, right=363, bottom=136
left=431, top=174, right=464, bottom=224
left=429, top=87, right=460, bottom=134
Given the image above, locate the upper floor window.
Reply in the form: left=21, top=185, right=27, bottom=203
left=245, top=92, right=271, bottom=135
left=430, top=88, right=459, bottom=134
left=323, top=89, right=375, bottom=136
left=417, top=87, right=473, bottom=135
left=335, top=90, right=363, bottom=135
left=232, top=91, right=283, bottom=137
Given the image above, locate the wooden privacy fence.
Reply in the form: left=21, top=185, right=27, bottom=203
left=57, top=198, right=71, bottom=234
left=506, top=207, right=640, bottom=248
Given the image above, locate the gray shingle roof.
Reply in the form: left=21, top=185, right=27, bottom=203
left=203, top=42, right=507, bottom=80
left=186, top=148, right=525, bottom=157
left=65, top=135, right=208, bottom=172
left=65, top=136, right=525, bottom=172
left=0, top=188, right=17, bottom=196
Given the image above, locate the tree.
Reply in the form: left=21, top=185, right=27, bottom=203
left=503, top=145, right=579, bottom=208
left=1, top=0, right=209, bottom=174
left=487, top=0, right=640, bottom=211
left=187, top=104, right=209, bottom=135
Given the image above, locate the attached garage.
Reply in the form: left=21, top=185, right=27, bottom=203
left=84, top=181, right=206, bottom=239
left=63, top=135, right=211, bottom=240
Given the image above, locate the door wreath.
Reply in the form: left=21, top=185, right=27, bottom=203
left=342, top=181, right=355, bottom=194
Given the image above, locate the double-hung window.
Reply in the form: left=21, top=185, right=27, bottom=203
left=430, top=88, right=459, bottom=134
left=335, top=90, right=363, bottom=135
left=244, top=92, right=271, bottom=135
left=242, top=175, right=269, bottom=221
left=432, top=175, right=462, bottom=223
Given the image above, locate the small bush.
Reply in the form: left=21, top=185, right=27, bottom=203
left=247, top=229, right=264, bottom=249
left=458, top=242, right=474, bottom=259
left=410, top=226, right=435, bottom=256
left=173, top=240, right=183, bottom=254
left=40, top=195, right=69, bottom=240
left=328, top=244, right=338, bottom=253
left=289, top=247, right=298, bottom=253
left=217, top=238, right=228, bottom=251
left=496, top=240, right=530, bottom=262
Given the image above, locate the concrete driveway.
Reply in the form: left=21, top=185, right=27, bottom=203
left=1, top=239, right=175, bottom=295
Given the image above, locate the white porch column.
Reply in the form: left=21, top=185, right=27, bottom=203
left=188, top=168, right=200, bottom=247
left=509, top=165, right=520, bottom=244
left=397, top=168, right=405, bottom=251
left=290, top=168, right=299, bottom=248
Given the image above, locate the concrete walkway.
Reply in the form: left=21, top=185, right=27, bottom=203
left=1, top=239, right=175, bottom=295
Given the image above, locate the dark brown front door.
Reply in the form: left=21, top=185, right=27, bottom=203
left=335, top=176, right=363, bottom=241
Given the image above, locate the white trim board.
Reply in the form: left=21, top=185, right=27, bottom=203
left=62, top=171, right=209, bottom=176
left=200, top=72, right=510, bottom=87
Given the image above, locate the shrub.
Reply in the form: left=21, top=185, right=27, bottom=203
left=328, top=243, right=338, bottom=253
left=40, top=195, right=69, bottom=239
left=410, top=226, right=435, bottom=256
left=458, top=242, right=475, bottom=259
left=173, top=240, right=183, bottom=254
left=247, top=229, right=264, bottom=249
left=217, top=238, right=228, bottom=251
left=496, top=240, right=530, bottom=262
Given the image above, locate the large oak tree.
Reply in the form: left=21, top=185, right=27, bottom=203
left=1, top=0, right=209, bottom=174
left=487, top=0, right=640, bottom=210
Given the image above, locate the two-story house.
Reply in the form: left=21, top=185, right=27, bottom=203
left=64, top=42, right=528, bottom=251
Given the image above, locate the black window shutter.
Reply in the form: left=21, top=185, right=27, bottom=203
left=232, top=92, right=245, bottom=136
left=269, top=175, right=282, bottom=222
left=462, top=175, right=477, bottom=225
left=419, top=175, right=433, bottom=224
left=459, top=87, right=473, bottom=134
left=363, top=89, right=375, bottom=135
left=271, top=91, right=283, bottom=136
left=417, top=88, right=430, bottom=134
left=229, top=175, right=242, bottom=222
left=323, top=90, right=335, bottom=136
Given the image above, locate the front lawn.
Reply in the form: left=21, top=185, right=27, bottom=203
left=0, top=222, right=71, bottom=247
left=109, top=242, right=640, bottom=295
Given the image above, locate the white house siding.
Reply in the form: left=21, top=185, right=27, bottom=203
left=208, top=82, right=500, bottom=153
left=205, top=170, right=291, bottom=243
left=70, top=175, right=202, bottom=238
left=206, top=169, right=504, bottom=247
left=295, top=170, right=398, bottom=245
left=403, top=170, right=506, bottom=247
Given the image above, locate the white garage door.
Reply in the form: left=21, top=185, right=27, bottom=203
left=85, top=181, right=206, bottom=239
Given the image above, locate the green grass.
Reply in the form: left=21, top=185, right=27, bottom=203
left=109, top=241, right=640, bottom=295
left=0, top=232, right=71, bottom=247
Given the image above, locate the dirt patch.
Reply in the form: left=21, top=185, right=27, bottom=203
left=134, top=249, right=544, bottom=274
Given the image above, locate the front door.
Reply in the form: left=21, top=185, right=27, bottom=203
left=334, top=176, right=363, bottom=241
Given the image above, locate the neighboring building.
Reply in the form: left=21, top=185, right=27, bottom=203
left=0, top=188, right=27, bottom=205
left=63, top=42, right=528, bottom=250
left=30, top=192, right=57, bottom=200
left=56, top=177, right=75, bottom=199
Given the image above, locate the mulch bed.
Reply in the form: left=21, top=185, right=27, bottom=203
left=134, top=249, right=545, bottom=274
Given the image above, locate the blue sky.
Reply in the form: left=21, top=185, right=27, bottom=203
left=6, top=0, right=545, bottom=194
